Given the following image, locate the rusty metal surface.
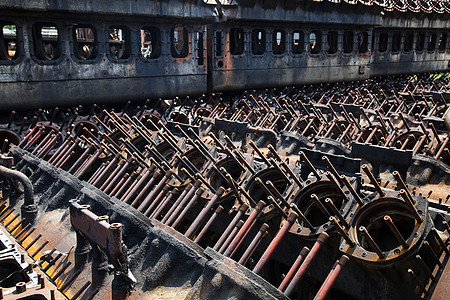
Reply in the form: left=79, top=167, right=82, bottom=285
left=0, top=75, right=449, bottom=299
left=0, top=2, right=448, bottom=110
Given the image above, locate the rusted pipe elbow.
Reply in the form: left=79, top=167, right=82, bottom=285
left=0, top=165, right=37, bottom=224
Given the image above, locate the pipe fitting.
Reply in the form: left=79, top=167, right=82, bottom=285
left=0, top=165, right=37, bottom=224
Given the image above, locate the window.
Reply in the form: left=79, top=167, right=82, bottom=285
left=416, top=33, right=425, bottom=51
left=108, top=26, right=130, bottom=60
left=327, top=31, right=338, bottom=54
left=170, top=26, right=189, bottom=58
left=73, top=25, right=97, bottom=60
left=196, top=31, right=204, bottom=65
left=0, top=24, right=19, bottom=61
left=378, top=33, right=388, bottom=53
left=32, top=23, right=60, bottom=60
left=252, top=29, right=266, bottom=55
left=404, top=33, right=413, bottom=52
left=392, top=33, right=401, bottom=53
left=272, top=30, right=285, bottom=54
left=357, top=32, right=368, bottom=53
left=428, top=33, right=436, bottom=52
left=309, top=31, right=321, bottom=54
left=292, top=31, right=304, bottom=54
left=343, top=31, right=353, bottom=54
left=230, top=28, right=244, bottom=55
left=215, top=31, right=222, bottom=57
left=438, top=33, right=447, bottom=51
left=140, top=27, right=161, bottom=59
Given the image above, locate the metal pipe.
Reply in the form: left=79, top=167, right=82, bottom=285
left=278, top=247, right=310, bottom=292
left=150, top=188, right=179, bottom=220
left=313, top=255, right=350, bottom=300
left=359, top=226, right=384, bottom=259
left=213, top=204, right=248, bottom=251
left=185, top=186, right=225, bottom=239
left=408, top=269, right=428, bottom=296
left=161, top=184, right=192, bottom=224
left=172, top=188, right=205, bottom=229
left=284, top=233, right=329, bottom=297
left=384, top=215, right=408, bottom=249
left=362, top=164, right=385, bottom=197
left=253, top=211, right=298, bottom=274
left=195, top=206, right=224, bottom=244
left=138, top=170, right=172, bottom=213
left=0, top=166, right=37, bottom=223
left=223, top=201, right=266, bottom=257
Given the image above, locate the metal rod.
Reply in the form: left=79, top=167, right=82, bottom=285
left=253, top=212, right=298, bottom=274
left=284, top=233, right=329, bottom=297
left=362, top=164, right=385, bottom=197
left=213, top=204, right=248, bottom=251
left=359, top=226, right=384, bottom=259
left=194, top=206, right=224, bottom=244
left=384, top=215, right=408, bottom=249
left=314, top=255, right=350, bottom=300
left=408, top=269, right=428, bottom=296
left=278, top=247, right=310, bottom=292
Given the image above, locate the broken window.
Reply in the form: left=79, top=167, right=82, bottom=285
left=292, top=31, right=304, bottom=54
left=108, top=26, right=131, bottom=60
left=309, top=31, right=321, bottom=54
left=230, top=28, right=244, bottom=55
left=438, top=33, right=447, bottom=51
left=171, top=26, right=189, bottom=58
left=427, top=33, right=436, bottom=52
left=327, top=31, right=338, bottom=54
left=73, top=25, right=97, bottom=60
left=140, top=27, right=161, bottom=59
left=215, top=31, right=223, bottom=57
left=392, top=33, right=401, bottom=53
left=196, top=31, right=204, bottom=65
left=0, top=24, right=19, bottom=61
left=404, top=33, right=413, bottom=52
left=378, top=33, right=388, bottom=53
left=32, top=23, right=60, bottom=61
left=357, top=32, right=368, bottom=53
left=252, top=29, right=266, bottom=55
left=343, top=31, right=353, bottom=54
left=272, top=30, right=285, bottom=54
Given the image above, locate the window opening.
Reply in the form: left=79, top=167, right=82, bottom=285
left=438, top=33, right=447, bottom=51
left=309, top=31, right=321, bottom=54
left=357, top=32, right=368, bottom=53
left=392, top=33, right=401, bottom=53
left=215, top=31, right=222, bottom=57
left=109, top=26, right=130, bottom=59
left=197, top=31, right=204, bottom=65
left=230, top=28, right=244, bottom=55
left=0, top=24, right=19, bottom=60
left=343, top=31, right=353, bottom=54
left=327, top=31, right=338, bottom=54
left=428, top=33, right=436, bottom=51
left=272, top=30, right=285, bottom=54
left=73, top=26, right=97, bottom=60
left=378, top=33, right=388, bottom=53
left=252, top=29, right=266, bottom=55
left=416, top=33, right=425, bottom=51
left=140, top=27, right=161, bottom=59
left=32, top=23, right=60, bottom=60
left=292, top=31, right=304, bottom=54
left=404, top=33, right=413, bottom=52
left=171, top=27, right=189, bottom=58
